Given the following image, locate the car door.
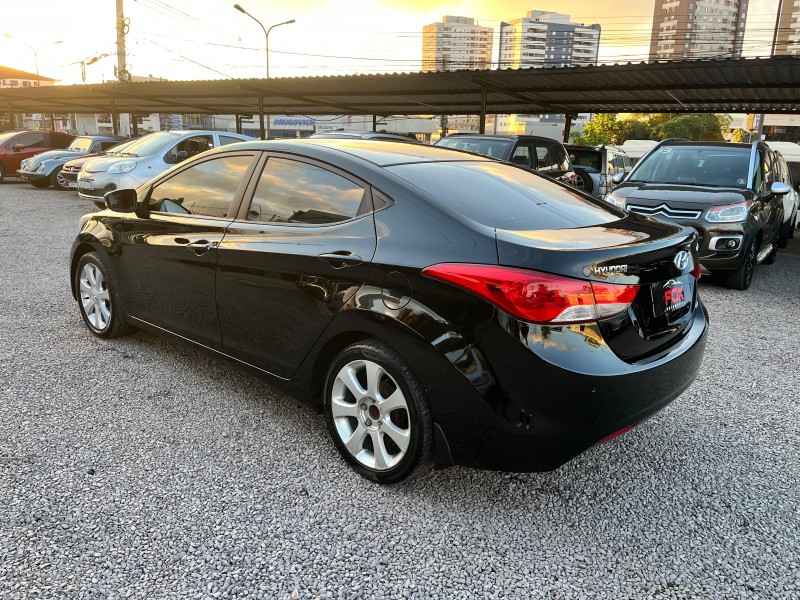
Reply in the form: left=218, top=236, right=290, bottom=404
left=216, top=153, right=377, bottom=378
left=116, top=151, right=258, bottom=348
left=8, top=131, right=49, bottom=173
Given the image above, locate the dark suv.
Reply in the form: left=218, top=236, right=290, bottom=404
left=435, top=134, right=576, bottom=186
left=607, top=141, right=789, bottom=290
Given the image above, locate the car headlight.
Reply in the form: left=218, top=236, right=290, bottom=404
left=705, top=201, right=751, bottom=223
left=604, top=192, right=626, bottom=210
left=107, top=161, right=137, bottom=174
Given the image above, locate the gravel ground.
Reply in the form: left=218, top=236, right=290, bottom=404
left=0, top=181, right=798, bottom=599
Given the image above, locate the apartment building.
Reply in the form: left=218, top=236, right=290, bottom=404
left=777, top=0, right=800, bottom=55
left=498, top=10, right=601, bottom=69
left=649, top=0, right=749, bottom=61
left=422, top=15, right=494, bottom=72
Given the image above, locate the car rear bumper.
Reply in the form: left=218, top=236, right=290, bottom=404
left=16, top=169, right=47, bottom=182
left=435, top=302, right=708, bottom=472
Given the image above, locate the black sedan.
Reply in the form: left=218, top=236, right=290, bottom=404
left=70, top=140, right=708, bottom=483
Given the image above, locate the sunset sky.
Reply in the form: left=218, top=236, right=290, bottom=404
left=0, top=0, right=780, bottom=85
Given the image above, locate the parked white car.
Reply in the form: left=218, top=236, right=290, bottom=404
left=767, top=142, right=800, bottom=245
left=77, top=130, right=254, bottom=207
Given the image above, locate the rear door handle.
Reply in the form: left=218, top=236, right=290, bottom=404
left=318, top=251, right=363, bottom=269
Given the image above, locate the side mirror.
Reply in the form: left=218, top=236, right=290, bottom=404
left=770, top=181, right=792, bottom=196
left=13, top=143, right=25, bottom=152
left=104, top=188, right=137, bottom=212
left=611, top=172, right=626, bottom=185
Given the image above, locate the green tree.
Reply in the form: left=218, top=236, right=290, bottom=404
left=618, top=118, right=654, bottom=143
left=654, top=114, right=725, bottom=141
left=570, top=113, right=621, bottom=146
left=730, top=128, right=746, bottom=143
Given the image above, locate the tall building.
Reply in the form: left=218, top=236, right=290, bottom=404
left=422, top=15, right=494, bottom=71
left=498, top=11, right=601, bottom=69
left=649, top=0, right=749, bottom=61
left=496, top=11, right=599, bottom=138
left=776, top=0, right=800, bottom=55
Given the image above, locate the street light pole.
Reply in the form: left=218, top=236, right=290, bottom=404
left=233, top=4, right=295, bottom=139
left=3, top=35, right=62, bottom=87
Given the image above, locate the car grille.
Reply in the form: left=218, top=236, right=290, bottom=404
left=63, top=165, right=81, bottom=173
left=626, top=203, right=703, bottom=220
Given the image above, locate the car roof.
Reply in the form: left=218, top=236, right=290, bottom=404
left=440, top=134, right=557, bottom=142
left=658, top=140, right=752, bottom=149
left=210, top=138, right=490, bottom=167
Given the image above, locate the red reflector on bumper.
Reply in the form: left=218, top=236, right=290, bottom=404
left=596, top=423, right=637, bottom=445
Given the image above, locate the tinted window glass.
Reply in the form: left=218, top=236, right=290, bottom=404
left=220, top=135, right=244, bottom=146
left=247, top=157, right=366, bottom=225
left=786, top=161, right=800, bottom=186
left=550, top=143, right=570, bottom=171
left=568, top=149, right=601, bottom=171
left=753, top=151, right=764, bottom=193
left=436, top=137, right=512, bottom=159
left=534, top=144, right=557, bottom=172
left=15, top=132, right=47, bottom=148
left=165, top=135, right=213, bottom=163
left=388, top=161, right=621, bottom=231
left=99, top=140, right=121, bottom=151
left=631, top=145, right=751, bottom=189
left=148, top=155, right=251, bottom=217
left=510, top=144, right=532, bottom=168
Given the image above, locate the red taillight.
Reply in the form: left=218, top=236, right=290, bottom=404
left=690, top=262, right=702, bottom=279
left=421, top=263, right=640, bottom=324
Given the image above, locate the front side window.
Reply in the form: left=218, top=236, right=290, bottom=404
left=164, top=135, right=214, bottom=163
left=148, top=155, right=252, bottom=218
left=68, top=137, right=94, bottom=152
left=534, top=144, right=557, bottom=172
left=14, top=132, right=46, bottom=148
left=246, top=157, right=366, bottom=225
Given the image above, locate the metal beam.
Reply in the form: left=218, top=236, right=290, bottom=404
left=479, top=87, right=487, bottom=134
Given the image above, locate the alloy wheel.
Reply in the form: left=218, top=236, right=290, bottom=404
left=79, top=263, right=112, bottom=331
left=330, top=359, right=411, bottom=471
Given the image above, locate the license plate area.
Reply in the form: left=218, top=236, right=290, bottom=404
left=651, top=274, right=693, bottom=319
left=78, top=180, right=93, bottom=190
left=67, top=180, right=78, bottom=188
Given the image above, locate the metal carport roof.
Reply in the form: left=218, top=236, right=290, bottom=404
left=1, top=56, right=799, bottom=117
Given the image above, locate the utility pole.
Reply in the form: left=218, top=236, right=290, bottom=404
left=116, top=0, right=130, bottom=82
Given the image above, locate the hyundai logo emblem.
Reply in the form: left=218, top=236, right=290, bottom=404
left=674, top=250, right=690, bottom=270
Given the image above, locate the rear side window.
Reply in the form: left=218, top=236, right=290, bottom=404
left=245, top=157, right=367, bottom=225
left=148, top=155, right=252, bottom=217
left=388, top=161, right=621, bottom=231
left=510, top=144, right=532, bottom=168
left=220, top=135, right=244, bottom=146
left=98, top=140, right=121, bottom=151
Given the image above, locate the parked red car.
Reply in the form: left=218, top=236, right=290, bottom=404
left=0, top=130, right=74, bottom=183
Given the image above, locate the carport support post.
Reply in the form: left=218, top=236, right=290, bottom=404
left=373, top=115, right=377, bottom=131
left=131, top=114, right=139, bottom=137
left=563, top=114, right=575, bottom=143
left=110, top=97, right=119, bottom=136
left=258, top=95, right=265, bottom=140
left=235, top=115, right=242, bottom=134
left=479, top=87, right=487, bottom=134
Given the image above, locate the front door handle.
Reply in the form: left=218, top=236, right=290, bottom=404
left=318, top=251, right=363, bottom=269
left=176, top=239, right=217, bottom=255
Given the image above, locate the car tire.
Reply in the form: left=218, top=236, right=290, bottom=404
left=75, top=252, right=134, bottom=338
left=50, top=166, right=69, bottom=191
left=323, top=340, right=433, bottom=484
left=30, top=177, right=50, bottom=189
left=724, top=237, right=758, bottom=290
left=572, top=168, right=593, bottom=194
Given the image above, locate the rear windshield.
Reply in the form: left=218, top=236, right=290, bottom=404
left=568, top=149, right=602, bottom=171
left=436, top=137, right=512, bottom=160
left=630, top=145, right=751, bottom=188
left=387, top=161, right=623, bottom=231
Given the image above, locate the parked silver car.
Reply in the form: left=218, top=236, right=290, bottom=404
left=564, top=144, right=632, bottom=198
left=77, top=130, right=254, bottom=206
